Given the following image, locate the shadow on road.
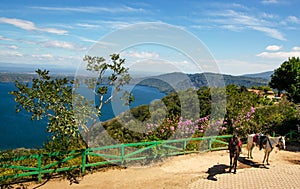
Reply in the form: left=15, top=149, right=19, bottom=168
left=238, top=157, right=269, bottom=169
left=206, top=164, right=230, bottom=181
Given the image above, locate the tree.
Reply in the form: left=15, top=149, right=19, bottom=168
left=269, top=57, right=300, bottom=103
left=10, top=54, right=133, bottom=151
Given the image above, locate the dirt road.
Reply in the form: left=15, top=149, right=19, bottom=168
left=27, top=146, right=300, bottom=189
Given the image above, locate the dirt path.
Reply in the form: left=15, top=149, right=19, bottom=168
left=26, top=147, right=300, bottom=189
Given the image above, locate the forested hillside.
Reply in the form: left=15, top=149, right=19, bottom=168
left=133, top=72, right=269, bottom=94
left=86, top=84, right=299, bottom=147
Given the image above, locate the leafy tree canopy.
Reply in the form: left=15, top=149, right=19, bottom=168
left=10, top=54, right=132, bottom=151
left=269, top=57, right=300, bottom=103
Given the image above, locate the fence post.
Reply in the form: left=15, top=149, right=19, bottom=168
left=121, top=144, right=125, bottom=166
left=208, top=137, right=212, bottom=151
left=272, top=131, right=275, bottom=137
left=81, top=149, right=86, bottom=174
left=37, top=154, right=42, bottom=182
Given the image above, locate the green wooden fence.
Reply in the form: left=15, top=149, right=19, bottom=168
left=285, top=130, right=300, bottom=142
left=0, top=135, right=232, bottom=184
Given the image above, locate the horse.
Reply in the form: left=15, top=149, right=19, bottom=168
left=247, top=134, right=286, bottom=165
left=228, top=135, right=242, bottom=174
left=247, top=133, right=265, bottom=159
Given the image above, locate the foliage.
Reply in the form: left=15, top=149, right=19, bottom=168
left=10, top=69, right=84, bottom=151
left=251, top=85, right=272, bottom=91
left=269, top=57, right=300, bottom=103
left=226, top=107, right=256, bottom=137
left=10, top=54, right=132, bottom=152
left=0, top=148, right=105, bottom=185
left=92, top=83, right=299, bottom=143
left=224, top=85, right=260, bottom=137
left=255, top=98, right=299, bottom=135
left=82, top=54, right=133, bottom=111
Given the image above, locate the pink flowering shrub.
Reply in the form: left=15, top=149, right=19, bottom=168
left=143, top=107, right=257, bottom=141
left=143, top=115, right=229, bottom=141
left=226, top=107, right=256, bottom=137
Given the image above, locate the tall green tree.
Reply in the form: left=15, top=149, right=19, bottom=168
left=269, top=57, right=300, bottom=103
left=10, top=54, right=132, bottom=151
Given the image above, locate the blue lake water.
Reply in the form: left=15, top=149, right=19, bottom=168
left=0, top=82, right=165, bottom=150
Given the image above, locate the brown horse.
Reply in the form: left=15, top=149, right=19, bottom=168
left=228, top=135, right=241, bottom=174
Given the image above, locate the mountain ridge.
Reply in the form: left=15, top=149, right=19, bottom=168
left=240, top=71, right=273, bottom=80
left=132, top=71, right=270, bottom=94
left=0, top=71, right=271, bottom=94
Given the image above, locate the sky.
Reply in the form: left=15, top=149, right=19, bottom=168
left=0, top=0, right=300, bottom=75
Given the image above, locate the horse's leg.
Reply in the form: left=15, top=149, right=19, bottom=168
left=249, top=145, right=254, bottom=159
left=266, top=151, right=270, bottom=165
left=262, top=151, right=267, bottom=165
left=229, top=154, right=233, bottom=173
left=247, top=143, right=250, bottom=158
left=233, top=155, right=237, bottom=174
left=229, top=155, right=232, bottom=173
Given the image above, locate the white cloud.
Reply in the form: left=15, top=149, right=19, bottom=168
left=0, top=17, right=68, bottom=35
left=76, top=23, right=101, bottom=29
left=201, top=9, right=286, bottom=41
left=122, top=51, right=159, bottom=59
left=292, top=46, right=300, bottom=51
left=8, top=45, right=18, bottom=49
left=256, top=51, right=300, bottom=59
left=30, top=6, right=146, bottom=14
left=261, top=12, right=277, bottom=19
left=287, top=16, right=300, bottom=24
left=266, top=45, right=282, bottom=51
left=126, top=58, right=204, bottom=74
left=32, top=54, right=54, bottom=59
left=221, top=24, right=242, bottom=31
left=0, top=50, right=23, bottom=57
left=76, top=36, right=98, bottom=43
left=258, top=46, right=300, bottom=60
left=127, top=59, right=193, bottom=74
left=250, top=26, right=286, bottom=41
left=261, top=0, right=279, bottom=4
left=42, top=40, right=86, bottom=51
left=216, top=59, right=277, bottom=75
left=0, top=35, right=13, bottom=41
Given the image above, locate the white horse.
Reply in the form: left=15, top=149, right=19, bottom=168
left=247, top=134, right=286, bottom=165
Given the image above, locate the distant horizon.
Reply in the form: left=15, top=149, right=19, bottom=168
left=0, top=61, right=275, bottom=77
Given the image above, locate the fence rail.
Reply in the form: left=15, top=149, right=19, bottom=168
left=0, top=135, right=232, bottom=184
left=285, top=130, right=300, bottom=142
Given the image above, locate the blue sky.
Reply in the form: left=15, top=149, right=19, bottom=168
left=0, top=0, right=300, bottom=75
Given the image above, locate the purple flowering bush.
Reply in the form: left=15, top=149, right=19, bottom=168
left=142, top=106, right=258, bottom=141
left=143, top=114, right=230, bottom=141
left=225, top=106, right=256, bottom=137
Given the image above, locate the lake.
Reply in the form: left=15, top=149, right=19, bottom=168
left=0, top=82, right=165, bottom=150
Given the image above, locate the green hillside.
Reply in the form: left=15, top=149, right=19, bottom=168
left=133, top=72, right=269, bottom=94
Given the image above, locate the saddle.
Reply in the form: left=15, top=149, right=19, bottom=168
left=253, top=133, right=267, bottom=150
